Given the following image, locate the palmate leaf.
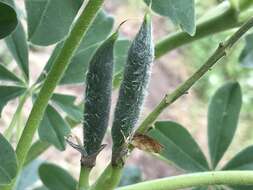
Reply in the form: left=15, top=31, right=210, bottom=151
left=37, top=11, right=114, bottom=85
left=38, top=104, right=70, bottom=151
left=144, top=0, right=196, bottom=35
left=0, top=1, right=17, bottom=39
left=25, top=0, right=82, bottom=46
left=208, top=82, right=242, bottom=168
left=0, top=85, right=26, bottom=117
left=39, top=163, right=77, bottom=190
left=0, top=134, right=17, bottom=185
left=148, top=121, right=209, bottom=172
left=2, top=0, right=29, bottom=80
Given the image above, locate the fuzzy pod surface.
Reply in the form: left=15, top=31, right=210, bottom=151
left=111, top=14, right=154, bottom=160
left=83, top=32, right=118, bottom=160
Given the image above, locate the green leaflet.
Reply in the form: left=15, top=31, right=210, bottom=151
left=0, top=85, right=26, bottom=117
left=144, top=0, right=196, bottom=35
left=4, top=0, right=29, bottom=80
left=38, top=104, right=70, bottom=151
left=25, top=141, right=50, bottom=166
left=39, top=163, right=77, bottom=190
left=223, top=146, right=253, bottom=170
left=0, top=64, right=22, bottom=83
left=5, top=22, right=29, bottom=80
left=148, top=121, right=209, bottom=172
left=0, top=1, right=17, bottom=39
left=111, top=14, right=154, bottom=163
left=25, top=0, right=82, bottom=46
left=0, top=134, right=17, bottom=185
left=83, top=32, right=118, bottom=165
left=208, top=82, right=242, bottom=168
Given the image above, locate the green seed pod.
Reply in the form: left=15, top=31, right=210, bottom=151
left=111, top=14, right=154, bottom=164
left=83, top=32, right=118, bottom=167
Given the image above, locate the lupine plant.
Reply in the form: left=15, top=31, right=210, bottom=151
left=0, top=0, right=253, bottom=190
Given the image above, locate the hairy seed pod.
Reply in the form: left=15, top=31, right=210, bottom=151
left=83, top=32, right=118, bottom=167
left=111, top=14, right=154, bottom=164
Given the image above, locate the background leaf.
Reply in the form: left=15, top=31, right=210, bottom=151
left=25, top=0, right=82, bottom=45
left=39, top=163, right=77, bottom=190
left=113, top=39, right=131, bottom=88
left=38, top=105, right=70, bottom=150
left=208, top=82, right=242, bottom=168
left=0, top=85, right=26, bottom=116
left=144, top=0, right=196, bottom=35
left=0, top=133, right=17, bottom=185
left=148, top=121, right=209, bottom=172
left=114, top=39, right=131, bottom=74
left=37, top=11, right=114, bottom=84
left=0, top=64, right=22, bottom=83
left=0, top=1, right=17, bottom=39
left=239, top=33, right=253, bottom=68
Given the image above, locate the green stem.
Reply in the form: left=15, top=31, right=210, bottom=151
left=155, top=2, right=239, bottom=58
left=3, top=94, right=28, bottom=140
left=78, top=166, right=91, bottom=190
left=16, top=98, right=27, bottom=141
left=2, top=1, right=104, bottom=190
left=89, top=164, right=123, bottom=190
left=117, top=171, right=253, bottom=190
left=137, top=16, right=253, bottom=133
